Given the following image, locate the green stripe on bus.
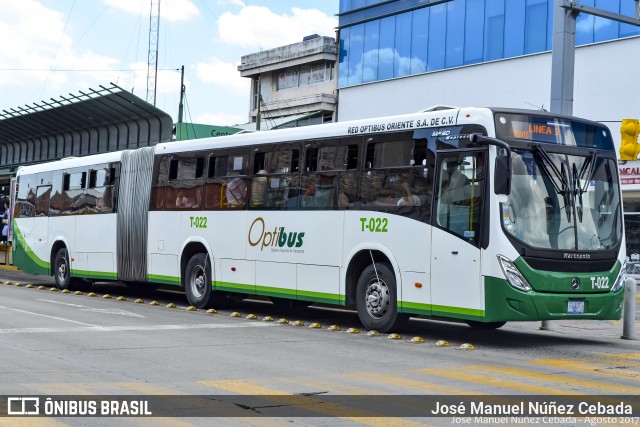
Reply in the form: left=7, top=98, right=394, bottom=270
left=399, top=301, right=484, bottom=319
left=430, top=304, right=484, bottom=319
left=296, top=289, right=345, bottom=305
left=253, top=284, right=293, bottom=298
left=71, top=270, right=118, bottom=280
left=148, top=274, right=181, bottom=285
left=12, top=223, right=50, bottom=275
left=214, top=281, right=254, bottom=293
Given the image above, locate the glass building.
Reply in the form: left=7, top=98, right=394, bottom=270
left=338, top=0, right=640, bottom=259
left=338, top=0, right=640, bottom=88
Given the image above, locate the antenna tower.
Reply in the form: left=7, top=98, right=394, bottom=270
left=146, top=0, right=160, bottom=106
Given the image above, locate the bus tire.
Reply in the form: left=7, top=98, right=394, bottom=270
left=54, top=248, right=72, bottom=290
left=465, top=320, right=506, bottom=330
left=53, top=248, right=86, bottom=291
left=184, top=253, right=219, bottom=309
left=355, top=262, right=407, bottom=333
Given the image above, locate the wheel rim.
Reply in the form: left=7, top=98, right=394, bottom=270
left=57, top=257, right=68, bottom=284
left=364, top=277, right=390, bottom=319
left=188, top=263, right=207, bottom=299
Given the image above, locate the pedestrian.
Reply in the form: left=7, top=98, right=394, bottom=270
left=1, top=202, right=9, bottom=243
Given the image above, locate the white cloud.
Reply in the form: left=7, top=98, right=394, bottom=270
left=103, top=0, right=199, bottom=21
left=217, top=6, right=337, bottom=49
left=0, top=0, right=118, bottom=88
left=195, top=57, right=249, bottom=96
left=216, top=0, right=244, bottom=7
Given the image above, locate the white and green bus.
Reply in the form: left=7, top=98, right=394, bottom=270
left=12, top=107, right=626, bottom=332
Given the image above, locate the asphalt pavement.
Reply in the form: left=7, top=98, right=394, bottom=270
left=0, top=263, right=638, bottom=342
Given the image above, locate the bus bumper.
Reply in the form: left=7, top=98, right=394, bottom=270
left=483, top=276, right=624, bottom=322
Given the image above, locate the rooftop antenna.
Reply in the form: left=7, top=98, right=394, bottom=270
left=524, top=101, right=547, bottom=111
left=146, top=0, right=160, bottom=106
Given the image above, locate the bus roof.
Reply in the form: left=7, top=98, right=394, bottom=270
left=156, top=107, right=476, bottom=155
left=17, top=106, right=610, bottom=176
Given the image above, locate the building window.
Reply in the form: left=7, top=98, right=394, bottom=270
left=338, top=0, right=640, bottom=88
left=277, top=61, right=333, bottom=90
left=277, top=67, right=300, bottom=90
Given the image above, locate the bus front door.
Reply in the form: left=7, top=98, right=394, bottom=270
left=430, top=152, right=485, bottom=319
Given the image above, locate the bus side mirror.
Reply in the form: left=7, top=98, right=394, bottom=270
left=494, top=155, right=511, bottom=196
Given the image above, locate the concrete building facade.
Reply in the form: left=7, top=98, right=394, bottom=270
left=238, top=35, right=338, bottom=130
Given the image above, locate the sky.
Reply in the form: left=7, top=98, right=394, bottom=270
left=0, top=0, right=338, bottom=127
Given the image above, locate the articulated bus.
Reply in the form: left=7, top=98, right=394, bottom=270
left=12, top=107, right=625, bottom=332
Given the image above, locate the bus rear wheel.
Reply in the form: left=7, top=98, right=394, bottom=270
left=355, top=262, right=407, bottom=333
left=184, top=253, right=221, bottom=309
left=54, top=248, right=87, bottom=291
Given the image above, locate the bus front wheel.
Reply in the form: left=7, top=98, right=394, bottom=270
left=184, top=253, right=220, bottom=309
left=355, top=262, right=407, bottom=333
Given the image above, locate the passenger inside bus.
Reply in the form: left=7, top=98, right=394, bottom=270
left=396, top=181, right=421, bottom=206
left=440, top=160, right=470, bottom=204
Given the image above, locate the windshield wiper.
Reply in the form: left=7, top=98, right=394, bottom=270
left=533, top=144, right=573, bottom=222
left=573, top=150, right=597, bottom=222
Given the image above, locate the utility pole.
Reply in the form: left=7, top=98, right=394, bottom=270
left=178, top=65, right=185, bottom=124
left=550, top=0, right=579, bottom=116
left=146, top=0, right=160, bottom=106
left=256, top=76, right=261, bottom=131
left=550, top=0, right=640, bottom=116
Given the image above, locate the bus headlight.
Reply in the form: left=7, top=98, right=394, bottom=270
left=497, top=255, right=532, bottom=292
left=610, top=261, right=627, bottom=293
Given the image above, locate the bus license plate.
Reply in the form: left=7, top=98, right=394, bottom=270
left=567, top=301, right=585, bottom=314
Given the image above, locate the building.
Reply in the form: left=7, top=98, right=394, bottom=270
left=337, top=0, right=640, bottom=258
left=238, top=35, right=338, bottom=130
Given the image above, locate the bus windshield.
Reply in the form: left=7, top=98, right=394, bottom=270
left=502, top=149, right=622, bottom=251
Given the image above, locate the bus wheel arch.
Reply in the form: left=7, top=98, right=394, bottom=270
left=181, top=242, right=222, bottom=309
left=346, top=249, right=408, bottom=333
left=50, top=240, right=67, bottom=277
left=180, top=241, right=210, bottom=288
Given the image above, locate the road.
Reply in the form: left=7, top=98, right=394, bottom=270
left=0, top=267, right=639, bottom=427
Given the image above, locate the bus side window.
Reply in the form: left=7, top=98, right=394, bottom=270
left=203, top=154, right=222, bottom=210
left=166, top=154, right=205, bottom=210
left=203, top=151, right=250, bottom=210
left=35, top=185, right=51, bottom=217
left=359, top=132, right=433, bottom=222
left=62, top=170, right=86, bottom=215
left=151, top=156, right=168, bottom=211
left=87, top=165, right=113, bottom=214
left=221, top=154, right=249, bottom=209
left=50, top=170, right=63, bottom=216
left=300, top=139, right=360, bottom=210
left=250, top=146, right=300, bottom=210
